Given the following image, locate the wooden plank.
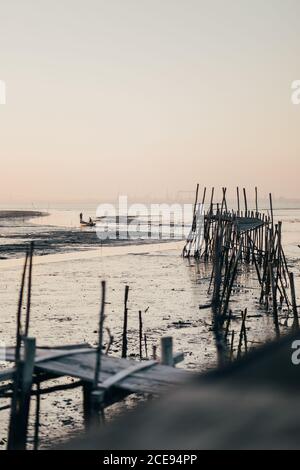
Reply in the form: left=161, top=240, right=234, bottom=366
left=99, top=360, right=157, bottom=390
left=3, top=346, right=193, bottom=395
left=35, top=357, right=189, bottom=394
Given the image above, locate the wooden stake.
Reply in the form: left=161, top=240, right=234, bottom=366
left=269, top=263, right=280, bottom=338
left=255, top=187, right=258, bottom=215
left=94, top=281, right=106, bottom=387
left=230, top=330, right=235, bottom=361
left=7, top=337, right=36, bottom=450
left=144, top=334, right=148, bottom=359
left=237, top=309, right=247, bottom=359
left=289, top=272, right=299, bottom=329
left=160, top=337, right=173, bottom=366
left=139, top=310, right=143, bottom=360
left=236, top=187, right=240, bottom=215
left=15, top=250, right=29, bottom=364
left=121, top=285, right=129, bottom=358
left=33, top=380, right=41, bottom=450
left=269, top=193, right=274, bottom=234
left=243, top=188, right=248, bottom=216
left=25, top=242, right=34, bottom=337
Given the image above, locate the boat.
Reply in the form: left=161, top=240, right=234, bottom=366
left=79, top=213, right=96, bottom=227
left=80, top=220, right=96, bottom=227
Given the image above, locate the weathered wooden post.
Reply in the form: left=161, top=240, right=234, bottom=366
left=33, top=381, right=41, bottom=450
left=161, top=336, right=174, bottom=366
left=122, top=285, right=129, bottom=358
left=82, top=382, right=94, bottom=429
left=289, top=272, right=299, bottom=329
left=269, top=263, right=280, bottom=338
left=236, top=187, right=240, bottom=215
left=144, top=334, right=148, bottom=359
left=269, top=193, right=274, bottom=234
left=139, top=310, right=143, bottom=360
left=8, top=337, right=36, bottom=450
left=83, top=281, right=106, bottom=429
left=243, top=188, right=248, bottom=216
left=230, top=330, right=235, bottom=361
left=237, top=309, right=247, bottom=359
left=255, top=187, right=258, bottom=216
left=25, top=242, right=34, bottom=336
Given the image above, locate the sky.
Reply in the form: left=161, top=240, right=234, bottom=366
left=0, top=0, right=300, bottom=203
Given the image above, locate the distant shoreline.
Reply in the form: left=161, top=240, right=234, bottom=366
left=0, top=209, right=181, bottom=261
left=0, top=210, right=48, bottom=220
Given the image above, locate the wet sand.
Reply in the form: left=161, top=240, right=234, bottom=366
left=0, top=209, right=299, bottom=448
left=0, top=210, right=46, bottom=220
left=0, top=210, right=179, bottom=259
left=0, top=244, right=280, bottom=448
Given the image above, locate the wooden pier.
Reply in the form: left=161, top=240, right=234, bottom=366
left=183, top=186, right=299, bottom=365
left=3, top=344, right=190, bottom=396
left=0, top=337, right=190, bottom=450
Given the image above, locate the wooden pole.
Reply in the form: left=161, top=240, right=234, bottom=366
left=121, top=285, right=129, bottom=358
left=25, top=242, right=34, bottom=337
left=139, top=310, right=143, bottom=360
left=224, top=310, right=232, bottom=340
left=191, top=184, right=199, bottom=231
left=269, top=193, right=274, bottom=234
left=18, top=337, right=36, bottom=449
left=230, top=330, right=235, bottom=361
left=33, top=381, right=41, bottom=450
left=8, top=250, right=29, bottom=450
left=221, top=187, right=227, bottom=213
left=82, top=382, right=94, bottom=430
left=201, top=187, right=207, bottom=207
left=255, top=187, right=258, bottom=216
left=160, top=337, right=173, bottom=366
left=7, top=337, right=36, bottom=450
left=236, top=187, right=240, bottom=215
left=243, top=188, right=248, bottom=216
left=15, top=250, right=29, bottom=364
left=269, top=263, right=280, bottom=338
left=289, top=272, right=299, bottom=329
left=83, top=281, right=106, bottom=430
left=237, top=309, right=247, bottom=359
left=209, top=187, right=215, bottom=213
left=94, top=281, right=106, bottom=387
left=144, top=334, right=148, bottom=359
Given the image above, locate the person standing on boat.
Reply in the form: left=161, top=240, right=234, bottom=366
left=80, top=213, right=83, bottom=223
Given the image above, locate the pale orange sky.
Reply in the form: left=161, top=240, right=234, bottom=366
left=0, top=0, right=300, bottom=203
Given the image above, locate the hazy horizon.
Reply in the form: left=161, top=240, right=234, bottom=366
left=1, top=0, right=300, bottom=204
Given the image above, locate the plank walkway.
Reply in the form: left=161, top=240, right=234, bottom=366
left=2, top=344, right=193, bottom=395
left=205, top=214, right=265, bottom=233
